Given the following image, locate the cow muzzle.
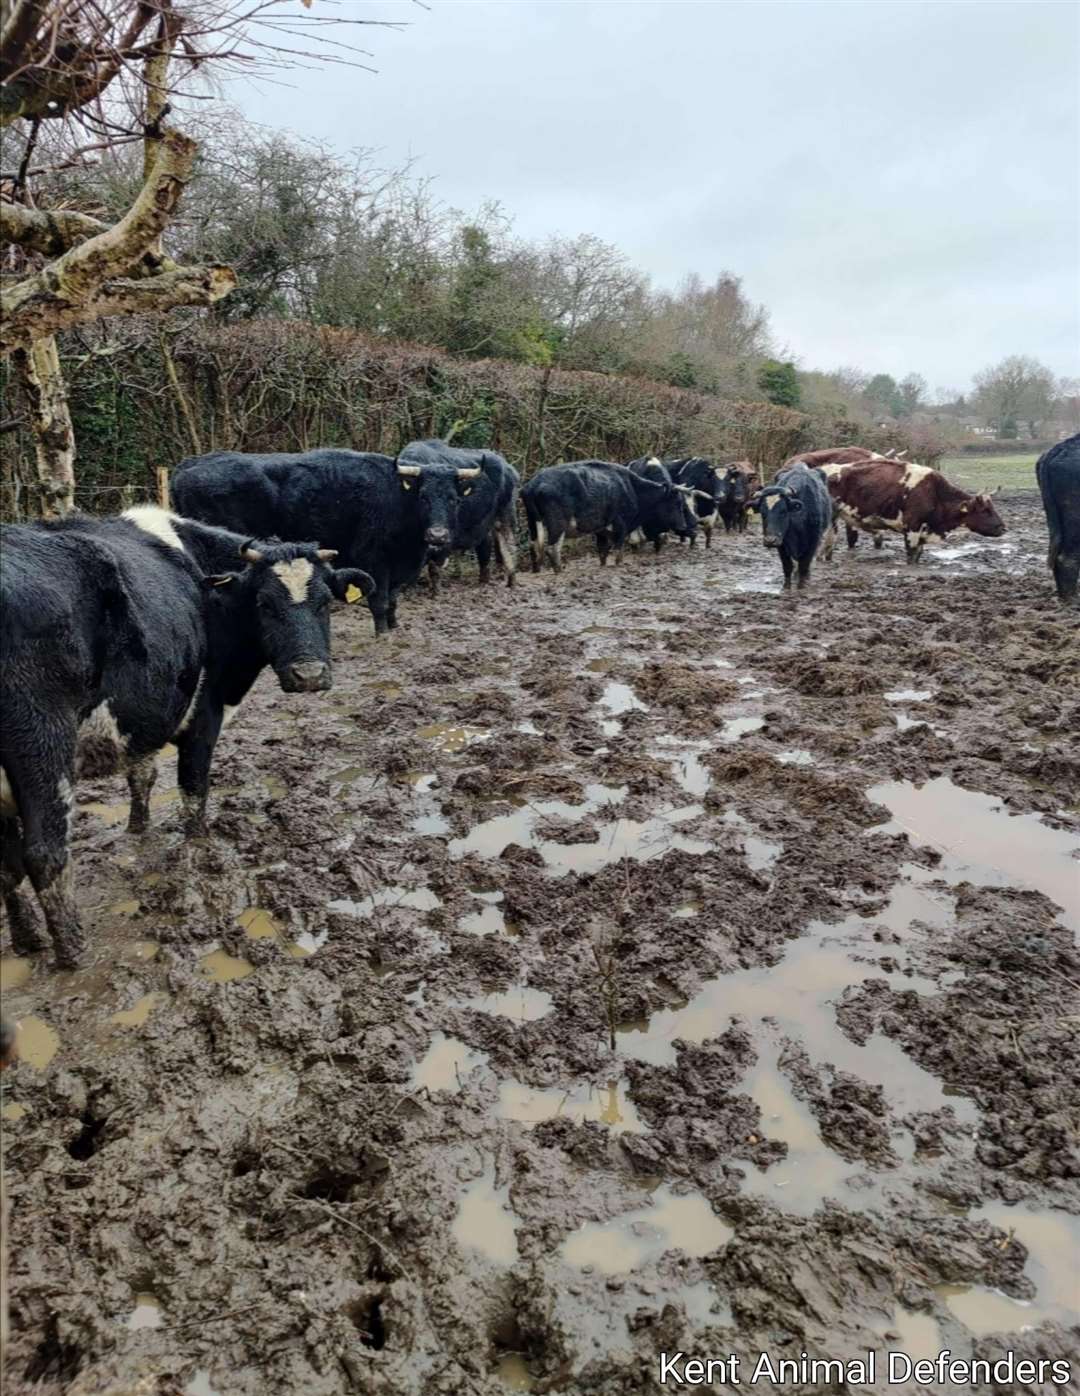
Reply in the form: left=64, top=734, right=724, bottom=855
left=282, top=659, right=332, bottom=693
left=763, top=535, right=781, bottom=549
left=425, top=527, right=451, bottom=558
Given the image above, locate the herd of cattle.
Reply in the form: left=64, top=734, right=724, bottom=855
left=0, top=432, right=1077, bottom=975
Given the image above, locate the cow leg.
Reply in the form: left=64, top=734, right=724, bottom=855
left=873, top=534, right=884, bottom=550
left=1052, top=543, right=1079, bottom=601
left=175, top=706, right=224, bottom=838
left=427, top=561, right=440, bottom=598
left=549, top=534, right=565, bottom=574
left=475, top=536, right=493, bottom=585
left=6, top=733, right=83, bottom=969
left=126, top=755, right=158, bottom=835
left=611, top=525, right=629, bottom=566
left=780, top=549, right=795, bottom=589
left=368, top=575, right=391, bottom=635
left=703, top=521, right=713, bottom=549
left=904, top=530, right=926, bottom=565
left=595, top=532, right=611, bottom=567
left=387, top=589, right=401, bottom=629
left=821, top=524, right=836, bottom=562
left=0, top=817, right=44, bottom=955
left=492, top=519, right=517, bottom=587
left=845, top=525, right=859, bottom=549
left=796, top=555, right=813, bottom=589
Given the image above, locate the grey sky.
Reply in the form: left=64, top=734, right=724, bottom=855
left=239, top=0, right=1079, bottom=391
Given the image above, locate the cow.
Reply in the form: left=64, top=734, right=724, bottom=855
left=718, top=459, right=760, bottom=533
left=783, top=448, right=900, bottom=550
left=749, top=462, right=832, bottom=588
left=398, top=438, right=520, bottom=592
left=171, top=449, right=480, bottom=635
left=0, top=507, right=372, bottom=969
left=1036, top=432, right=1080, bottom=602
left=521, top=459, right=696, bottom=573
left=626, top=457, right=700, bottom=553
left=825, top=459, right=1005, bottom=563
left=658, top=457, right=726, bottom=547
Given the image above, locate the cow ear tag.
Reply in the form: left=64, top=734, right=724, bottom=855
left=345, top=584, right=363, bottom=604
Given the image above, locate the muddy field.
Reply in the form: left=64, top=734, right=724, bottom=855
left=2, top=490, right=1078, bottom=1396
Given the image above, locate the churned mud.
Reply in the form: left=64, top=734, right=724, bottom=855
left=2, top=489, right=1078, bottom=1395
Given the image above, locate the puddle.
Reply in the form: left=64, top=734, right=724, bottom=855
left=2, top=1103, right=28, bottom=1122
left=879, top=1307, right=943, bottom=1361
left=327, top=886, right=441, bottom=918
left=960, top=1202, right=1080, bottom=1330
left=937, top=1283, right=1038, bottom=1334
left=870, top=777, right=1080, bottom=931
left=720, top=715, right=764, bottom=742
left=885, top=689, right=932, bottom=703
left=184, top=1373, right=223, bottom=1396
left=723, top=810, right=781, bottom=872
left=776, top=749, right=814, bottom=766
left=14, top=1016, right=60, bottom=1070
left=237, top=907, right=283, bottom=941
left=108, top=899, right=141, bottom=917
left=559, top=1185, right=732, bottom=1274
left=81, top=788, right=180, bottom=826
left=124, top=941, right=160, bottom=962
left=497, top=1078, right=646, bottom=1134
left=416, top=723, right=491, bottom=753
left=367, top=681, right=403, bottom=698
left=1, top=958, right=32, bottom=992
left=127, top=1293, right=163, bottom=1330
left=410, top=1033, right=489, bottom=1092
left=656, top=737, right=712, bottom=797
left=585, top=657, right=616, bottom=674
left=412, top=811, right=451, bottom=836
left=199, top=949, right=255, bottom=983
left=110, top=992, right=167, bottom=1029
left=453, top=1164, right=518, bottom=1265
left=287, top=929, right=328, bottom=958
left=458, top=899, right=516, bottom=936
left=617, top=879, right=970, bottom=1180
left=673, top=900, right=702, bottom=920
left=683, top=1281, right=733, bottom=1330
left=462, top=986, right=553, bottom=1022
left=330, top=764, right=368, bottom=789
left=494, top=1353, right=534, bottom=1390
left=598, top=681, right=646, bottom=715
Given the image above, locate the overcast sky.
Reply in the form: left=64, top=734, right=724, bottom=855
left=239, top=1, right=1078, bottom=392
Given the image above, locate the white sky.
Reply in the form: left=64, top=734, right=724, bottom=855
left=238, top=0, right=1080, bottom=391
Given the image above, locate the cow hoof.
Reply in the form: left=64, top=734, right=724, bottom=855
left=52, top=929, right=86, bottom=971
left=7, top=902, right=46, bottom=955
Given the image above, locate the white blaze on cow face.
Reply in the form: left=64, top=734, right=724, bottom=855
left=270, top=557, right=314, bottom=603
left=121, top=505, right=186, bottom=551
left=764, top=495, right=781, bottom=511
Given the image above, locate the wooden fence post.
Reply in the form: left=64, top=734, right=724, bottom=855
left=156, top=466, right=169, bottom=509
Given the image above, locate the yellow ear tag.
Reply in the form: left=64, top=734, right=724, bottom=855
left=345, top=584, right=363, bottom=604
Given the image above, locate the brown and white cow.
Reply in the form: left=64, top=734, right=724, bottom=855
left=782, top=448, right=909, bottom=549
left=825, top=459, right=1005, bottom=563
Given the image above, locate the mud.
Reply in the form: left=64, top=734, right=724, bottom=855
left=1, top=489, right=1078, bottom=1394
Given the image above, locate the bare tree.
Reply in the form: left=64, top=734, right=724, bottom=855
left=1, top=0, right=396, bottom=513
left=972, top=355, right=1056, bottom=440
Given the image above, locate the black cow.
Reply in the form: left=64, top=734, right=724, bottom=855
left=0, top=506, right=371, bottom=969
left=647, top=457, right=724, bottom=547
left=172, top=449, right=480, bottom=634
left=521, top=460, right=695, bottom=573
left=398, top=438, right=520, bottom=591
left=1037, top=433, right=1080, bottom=602
left=626, top=457, right=699, bottom=553
left=749, top=462, right=831, bottom=588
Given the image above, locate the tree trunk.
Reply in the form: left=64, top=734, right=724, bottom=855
left=12, top=335, right=75, bottom=515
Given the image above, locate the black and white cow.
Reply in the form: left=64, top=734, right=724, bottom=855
left=0, top=506, right=372, bottom=969
left=749, top=462, right=832, bottom=588
left=651, top=457, right=724, bottom=547
left=1036, top=433, right=1080, bottom=602
left=398, top=438, right=520, bottom=591
left=521, top=459, right=695, bottom=572
left=172, top=449, right=480, bottom=634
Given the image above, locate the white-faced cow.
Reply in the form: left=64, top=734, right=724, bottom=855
left=1036, top=432, right=1080, bottom=602
left=171, top=449, right=481, bottom=635
left=0, top=507, right=372, bottom=969
left=825, top=459, right=1005, bottom=563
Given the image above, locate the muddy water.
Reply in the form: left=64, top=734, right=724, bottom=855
left=416, top=722, right=491, bottom=753
left=497, top=1077, right=646, bottom=1134
left=13, top=1015, right=60, bottom=1070
left=453, top=1162, right=518, bottom=1264
left=870, top=777, right=1080, bottom=931
left=0, top=957, right=31, bottom=991
left=199, top=949, right=254, bottom=983
left=327, top=885, right=441, bottom=918
left=559, top=1185, right=733, bottom=1274
left=411, top=1032, right=490, bottom=1092
left=109, top=991, right=167, bottom=1029
left=462, top=986, right=553, bottom=1022
left=126, top=1293, right=163, bottom=1330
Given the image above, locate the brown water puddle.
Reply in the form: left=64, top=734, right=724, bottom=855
left=462, top=986, right=553, bottom=1022
left=184, top=1372, right=223, bottom=1396
left=199, top=949, right=255, bottom=983
left=935, top=1203, right=1080, bottom=1335
left=495, top=1353, right=534, bottom=1389
left=458, top=892, right=518, bottom=937
left=108, top=899, right=141, bottom=917
left=497, top=1078, right=646, bottom=1134
left=453, top=1163, right=518, bottom=1264
left=411, top=1033, right=490, bottom=1092
left=109, top=991, right=168, bottom=1030
left=126, top=1293, right=163, bottom=1330
left=1, top=957, right=32, bottom=992
left=869, top=777, right=1080, bottom=932
left=722, top=809, right=781, bottom=873
left=416, top=723, right=491, bottom=754
left=719, top=715, right=765, bottom=742
left=82, top=787, right=180, bottom=827
left=656, top=736, right=712, bottom=798
left=2, top=1102, right=29, bottom=1122
left=559, top=1185, right=733, bottom=1274
left=14, top=1016, right=60, bottom=1070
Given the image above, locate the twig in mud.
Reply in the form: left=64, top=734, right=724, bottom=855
left=295, top=1196, right=415, bottom=1286
left=158, top=1300, right=271, bottom=1333
left=590, top=923, right=621, bottom=1053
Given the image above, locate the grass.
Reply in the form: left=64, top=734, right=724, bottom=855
left=940, top=452, right=1040, bottom=492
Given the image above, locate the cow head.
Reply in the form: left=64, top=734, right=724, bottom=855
left=750, top=485, right=802, bottom=549
left=206, top=542, right=374, bottom=693
left=396, top=461, right=481, bottom=562
left=959, top=488, right=1006, bottom=538
left=631, top=459, right=699, bottom=540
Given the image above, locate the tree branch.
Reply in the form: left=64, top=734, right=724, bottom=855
left=1, top=198, right=110, bottom=256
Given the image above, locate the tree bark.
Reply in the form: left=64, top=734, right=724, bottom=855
left=12, top=334, right=75, bottom=516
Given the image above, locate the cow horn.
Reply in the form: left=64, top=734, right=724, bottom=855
left=239, top=539, right=263, bottom=563
left=884, top=448, right=897, bottom=458
left=456, top=468, right=481, bottom=479
left=397, top=464, right=422, bottom=477
left=646, top=456, right=662, bottom=466
left=897, top=450, right=908, bottom=461
left=316, top=549, right=338, bottom=561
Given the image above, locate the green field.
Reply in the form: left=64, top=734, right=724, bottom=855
left=940, top=452, right=1040, bottom=491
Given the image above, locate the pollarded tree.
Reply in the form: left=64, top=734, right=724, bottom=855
left=0, top=0, right=393, bottom=514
